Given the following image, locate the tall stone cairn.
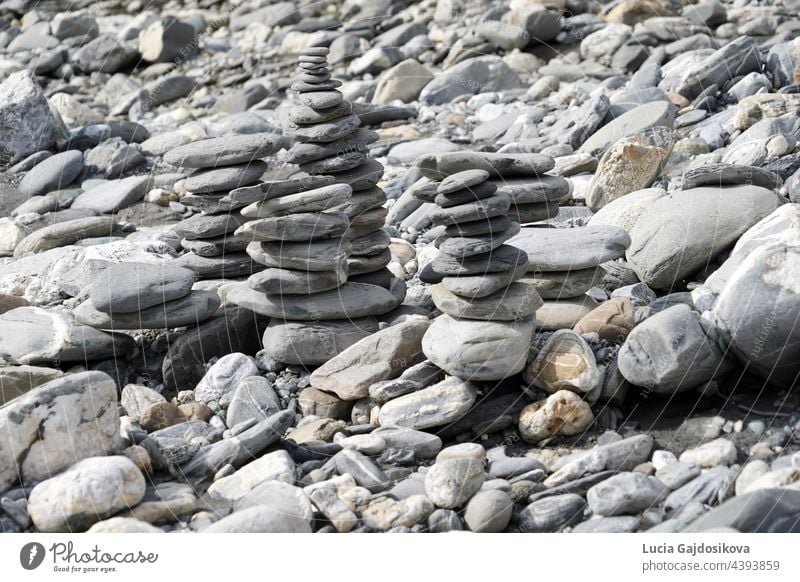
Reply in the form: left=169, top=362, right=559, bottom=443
left=227, top=46, right=403, bottom=366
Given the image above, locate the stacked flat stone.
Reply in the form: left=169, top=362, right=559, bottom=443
left=73, top=262, right=220, bottom=330
left=283, top=47, right=393, bottom=288
left=414, top=168, right=544, bottom=381
left=415, top=150, right=570, bottom=226
left=226, top=47, right=402, bottom=366
left=166, top=133, right=284, bottom=279
left=508, top=224, right=631, bottom=330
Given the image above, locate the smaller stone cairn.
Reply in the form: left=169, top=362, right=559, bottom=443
left=413, top=167, right=543, bottom=381
left=166, top=133, right=284, bottom=279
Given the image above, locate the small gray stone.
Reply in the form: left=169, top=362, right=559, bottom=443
left=509, top=225, right=630, bottom=271
left=586, top=472, right=669, bottom=517
left=425, top=458, right=485, bottom=509
left=74, top=291, right=220, bottom=330
left=195, top=352, right=259, bottom=404
left=518, top=493, right=585, bottom=532
left=203, top=506, right=311, bottom=533
left=89, top=262, right=195, bottom=313
left=72, top=176, right=151, bottom=214
left=164, top=133, right=285, bottom=168
left=464, top=489, right=513, bottom=532
left=18, top=151, right=84, bottom=196
left=184, top=161, right=266, bottom=193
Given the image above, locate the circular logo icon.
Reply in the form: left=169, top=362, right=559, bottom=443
left=20, top=542, right=45, bottom=570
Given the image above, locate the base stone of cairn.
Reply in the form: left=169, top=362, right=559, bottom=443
left=414, top=167, right=544, bottom=381
left=167, top=133, right=284, bottom=279
left=227, top=47, right=403, bottom=366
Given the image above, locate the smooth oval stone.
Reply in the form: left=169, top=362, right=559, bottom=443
left=434, top=181, right=498, bottom=208
left=437, top=169, right=490, bottom=194
left=517, top=267, right=602, bottom=300
left=417, top=152, right=555, bottom=179
left=235, top=212, right=350, bottom=241
left=429, top=193, right=511, bottom=226
left=409, top=180, right=440, bottom=202
left=379, top=377, right=477, bottom=430
left=300, top=151, right=367, bottom=174
left=163, top=133, right=285, bottom=168
left=330, top=159, right=384, bottom=191
left=225, top=175, right=336, bottom=205
left=13, top=216, right=116, bottom=258
left=422, top=314, right=535, bottom=381
left=301, top=46, right=330, bottom=56
left=226, top=281, right=401, bottom=320
left=682, top=163, right=782, bottom=190
left=289, top=101, right=353, bottom=125
left=90, top=262, right=195, bottom=313
left=175, top=212, right=248, bottom=240
left=445, top=215, right=513, bottom=237
left=248, top=266, right=347, bottom=294
left=297, top=90, right=344, bottom=109
left=431, top=281, right=543, bottom=321
left=74, top=290, right=220, bottom=330
left=286, top=129, right=378, bottom=165
left=535, top=296, right=601, bottom=330
left=291, top=79, right=342, bottom=92
left=298, top=70, right=332, bottom=83
left=19, top=150, right=84, bottom=196
left=495, top=175, right=571, bottom=203
left=286, top=112, right=360, bottom=143
left=437, top=222, right=520, bottom=258
left=241, top=184, right=352, bottom=218
left=627, top=185, right=781, bottom=289
left=71, top=176, right=151, bottom=214
left=184, top=161, right=267, bottom=193
left=262, top=318, right=380, bottom=366
left=441, top=260, right=529, bottom=299
left=298, top=54, right=327, bottom=63
left=427, top=244, right=528, bottom=278
left=247, top=238, right=350, bottom=271
left=28, top=456, right=146, bottom=533
left=509, top=225, right=630, bottom=271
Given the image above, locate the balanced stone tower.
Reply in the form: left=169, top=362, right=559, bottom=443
left=413, top=167, right=543, bottom=381
left=283, top=47, right=393, bottom=288
left=166, top=133, right=284, bottom=279
left=227, top=46, right=403, bottom=366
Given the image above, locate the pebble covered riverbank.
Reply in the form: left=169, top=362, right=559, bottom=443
left=0, top=0, right=799, bottom=534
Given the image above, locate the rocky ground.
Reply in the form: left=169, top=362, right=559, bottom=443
left=1, top=0, right=800, bottom=534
